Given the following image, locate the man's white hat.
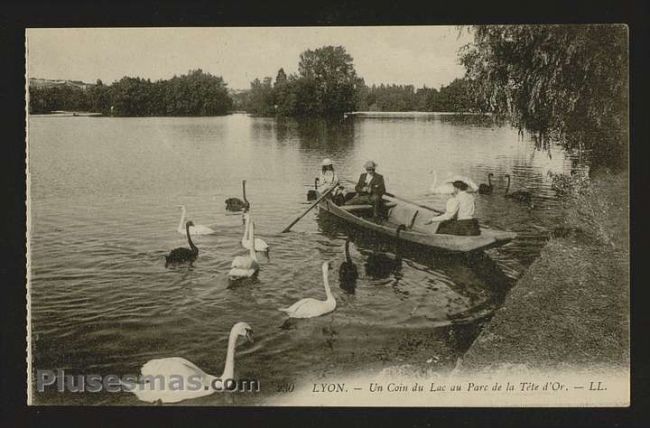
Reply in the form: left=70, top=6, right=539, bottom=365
left=321, top=158, right=333, bottom=166
left=364, top=160, right=377, bottom=169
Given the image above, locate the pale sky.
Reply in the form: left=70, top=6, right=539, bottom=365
left=27, top=27, right=473, bottom=90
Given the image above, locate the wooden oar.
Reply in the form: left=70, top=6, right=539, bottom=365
left=383, top=193, right=444, bottom=215
left=281, top=185, right=337, bottom=233
left=340, top=178, right=444, bottom=214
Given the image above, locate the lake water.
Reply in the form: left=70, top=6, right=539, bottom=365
left=28, top=113, right=578, bottom=405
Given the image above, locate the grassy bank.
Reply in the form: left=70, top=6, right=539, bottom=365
left=459, top=170, right=629, bottom=371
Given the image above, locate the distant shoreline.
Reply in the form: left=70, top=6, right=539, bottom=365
left=30, top=111, right=103, bottom=117
left=344, top=111, right=490, bottom=118
left=29, top=111, right=487, bottom=118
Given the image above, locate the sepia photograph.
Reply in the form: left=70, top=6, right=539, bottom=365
left=25, top=25, right=629, bottom=406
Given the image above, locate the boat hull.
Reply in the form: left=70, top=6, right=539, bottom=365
left=317, top=195, right=516, bottom=253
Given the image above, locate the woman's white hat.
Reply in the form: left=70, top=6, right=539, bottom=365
left=443, top=175, right=479, bottom=192
left=321, top=158, right=333, bottom=166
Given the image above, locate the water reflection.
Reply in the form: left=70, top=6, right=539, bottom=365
left=249, top=117, right=277, bottom=142
left=257, top=116, right=356, bottom=151
left=295, top=117, right=354, bottom=150
left=437, top=113, right=509, bottom=128
left=362, top=225, right=405, bottom=280
left=349, top=112, right=510, bottom=128
left=363, top=252, right=402, bottom=280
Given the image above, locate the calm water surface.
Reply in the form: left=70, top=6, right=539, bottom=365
left=28, top=113, right=578, bottom=404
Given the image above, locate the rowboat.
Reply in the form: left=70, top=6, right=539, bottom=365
left=316, top=191, right=516, bottom=253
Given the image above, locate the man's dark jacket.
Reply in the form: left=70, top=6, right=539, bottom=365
left=355, top=173, right=386, bottom=197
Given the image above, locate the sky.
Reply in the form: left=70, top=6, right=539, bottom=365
left=27, top=27, right=473, bottom=90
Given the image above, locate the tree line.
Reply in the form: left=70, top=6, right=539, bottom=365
left=237, top=46, right=476, bottom=115
left=29, top=69, right=232, bottom=116
left=358, top=79, right=474, bottom=112
left=30, top=46, right=477, bottom=117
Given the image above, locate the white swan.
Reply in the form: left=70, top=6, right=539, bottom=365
left=124, top=322, right=253, bottom=404
left=241, top=212, right=269, bottom=253
left=177, top=205, right=215, bottom=235
left=278, top=262, right=336, bottom=318
left=428, top=170, right=455, bottom=194
left=228, top=220, right=260, bottom=280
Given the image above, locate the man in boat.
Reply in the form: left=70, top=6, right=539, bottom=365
left=346, top=160, right=386, bottom=220
left=423, top=180, right=480, bottom=236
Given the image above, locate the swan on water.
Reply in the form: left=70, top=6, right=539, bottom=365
left=338, top=238, right=358, bottom=284
left=225, top=180, right=250, bottom=212
left=124, top=322, right=253, bottom=403
left=228, top=220, right=260, bottom=280
left=241, top=212, right=269, bottom=253
left=278, top=261, right=336, bottom=319
left=177, top=205, right=215, bottom=235
left=504, top=174, right=533, bottom=203
left=427, top=170, right=455, bottom=194
left=307, top=177, right=319, bottom=201
left=165, top=221, right=199, bottom=267
left=478, top=173, right=494, bottom=195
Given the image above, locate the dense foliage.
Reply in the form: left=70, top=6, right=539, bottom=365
left=460, top=25, right=628, bottom=168
left=361, top=79, right=474, bottom=112
left=29, top=70, right=233, bottom=116
left=243, top=46, right=364, bottom=116
left=243, top=45, right=477, bottom=116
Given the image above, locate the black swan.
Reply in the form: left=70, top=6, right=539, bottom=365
left=225, top=180, right=250, bottom=212
left=165, top=221, right=199, bottom=267
left=339, top=238, right=358, bottom=284
left=478, top=173, right=494, bottom=195
left=504, top=174, right=532, bottom=203
left=307, top=177, right=319, bottom=201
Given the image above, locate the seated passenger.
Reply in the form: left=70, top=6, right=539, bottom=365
left=319, top=158, right=345, bottom=205
left=424, top=180, right=480, bottom=236
left=319, top=158, right=338, bottom=187
left=346, top=160, right=386, bottom=219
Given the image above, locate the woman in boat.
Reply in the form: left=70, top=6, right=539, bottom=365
left=319, top=158, right=345, bottom=205
left=424, top=180, right=480, bottom=236
left=319, top=158, right=339, bottom=187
